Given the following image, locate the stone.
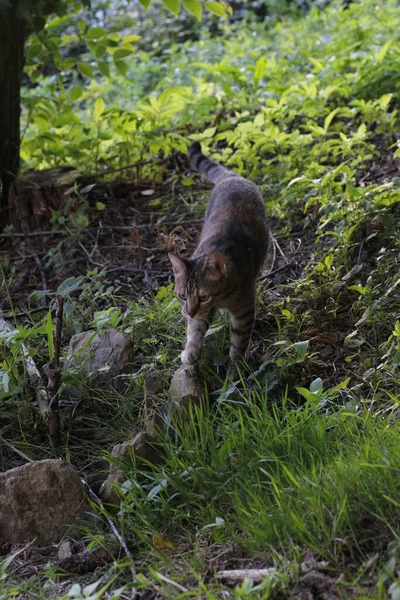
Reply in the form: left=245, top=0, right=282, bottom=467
left=99, top=432, right=162, bottom=504
left=58, top=540, right=73, bottom=561
left=0, top=460, right=87, bottom=545
left=168, top=364, right=205, bottom=410
left=63, top=328, right=134, bottom=399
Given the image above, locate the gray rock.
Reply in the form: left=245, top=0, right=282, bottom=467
left=0, top=460, right=87, bottom=544
left=99, top=432, right=162, bottom=504
left=169, top=364, right=205, bottom=409
left=63, top=328, right=134, bottom=399
left=146, top=365, right=206, bottom=437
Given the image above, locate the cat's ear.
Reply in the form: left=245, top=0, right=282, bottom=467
left=202, top=250, right=226, bottom=281
left=168, top=253, right=187, bottom=275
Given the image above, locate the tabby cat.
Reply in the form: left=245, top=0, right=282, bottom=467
left=169, top=142, right=270, bottom=375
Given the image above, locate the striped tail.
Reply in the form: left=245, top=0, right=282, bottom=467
left=188, top=142, right=231, bottom=184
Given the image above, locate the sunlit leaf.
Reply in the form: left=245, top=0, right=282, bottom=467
left=94, top=98, right=105, bottom=118
left=205, top=1, right=230, bottom=18
left=161, top=0, right=180, bottom=15
left=253, top=56, right=266, bottom=87
left=376, top=38, right=393, bottom=64
left=113, top=47, right=133, bottom=60
left=182, top=0, right=202, bottom=20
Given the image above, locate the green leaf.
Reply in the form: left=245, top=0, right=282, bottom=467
left=63, top=57, right=75, bottom=70
left=205, top=1, right=230, bottom=18
left=114, top=60, right=128, bottom=76
left=57, top=276, right=84, bottom=296
left=202, top=127, right=216, bottom=139
left=96, top=202, right=106, bottom=211
left=86, top=27, right=106, bottom=40
left=113, top=47, right=133, bottom=60
left=376, top=38, right=393, bottom=64
left=94, top=98, right=105, bottom=118
left=253, top=56, right=266, bottom=87
left=78, top=20, right=86, bottom=33
left=96, top=44, right=107, bottom=58
left=323, top=107, right=340, bottom=132
left=124, top=35, right=141, bottom=43
left=86, top=41, right=98, bottom=54
left=182, top=0, right=202, bottom=20
left=69, top=86, right=83, bottom=102
left=77, top=62, right=93, bottom=78
left=296, top=387, right=318, bottom=404
left=138, top=0, right=151, bottom=7
left=310, top=378, right=323, bottom=393
left=107, top=32, right=120, bottom=43
left=97, top=61, right=110, bottom=77
left=161, top=0, right=180, bottom=15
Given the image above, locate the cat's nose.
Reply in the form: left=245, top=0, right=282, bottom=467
left=187, top=306, right=197, bottom=318
left=186, top=301, right=198, bottom=318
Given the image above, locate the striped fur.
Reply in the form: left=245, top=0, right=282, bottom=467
left=169, top=142, right=271, bottom=376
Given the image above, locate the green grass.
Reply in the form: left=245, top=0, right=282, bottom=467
left=87, top=394, right=400, bottom=598
left=126, top=395, right=400, bottom=556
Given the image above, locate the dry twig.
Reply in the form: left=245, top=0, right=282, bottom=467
left=86, top=484, right=138, bottom=598
left=43, top=295, right=63, bottom=446
left=0, top=434, right=34, bottom=463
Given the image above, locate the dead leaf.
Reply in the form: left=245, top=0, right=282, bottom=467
left=152, top=535, right=174, bottom=550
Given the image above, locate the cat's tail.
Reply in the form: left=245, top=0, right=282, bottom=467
left=189, top=142, right=232, bottom=184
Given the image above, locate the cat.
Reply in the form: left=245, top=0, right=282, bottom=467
left=169, top=142, right=271, bottom=376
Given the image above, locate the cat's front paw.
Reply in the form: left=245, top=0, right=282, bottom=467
left=227, top=362, right=238, bottom=380
left=181, top=346, right=199, bottom=364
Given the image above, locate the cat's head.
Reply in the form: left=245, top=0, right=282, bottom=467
left=168, top=250, right=226, bottom=319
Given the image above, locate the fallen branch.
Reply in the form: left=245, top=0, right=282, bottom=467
left=215, top=568, right=276, bottom=583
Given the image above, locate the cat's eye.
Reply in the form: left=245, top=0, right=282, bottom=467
left=178, top=293, right=187, bottom=300
left=199, top=294, right=210, bottom=302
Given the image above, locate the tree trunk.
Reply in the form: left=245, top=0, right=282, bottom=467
left=0, top=6, right=27, bottom=226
